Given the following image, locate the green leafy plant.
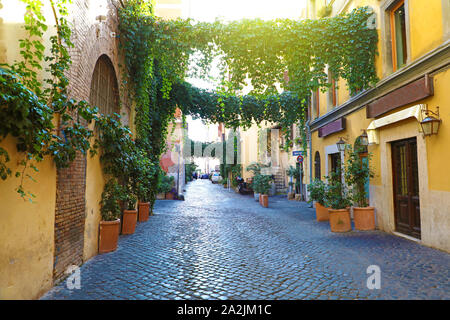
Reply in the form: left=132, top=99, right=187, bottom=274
left=325, top=169, right=352, bottom=210
left=124, top=193, right=137, bottom=211
left=185, top=163, right=198, bottom=183
left=344, top=145, right=374, bottom=207
left=317, top=5, right=332, bottom=18
left=0, top=0, right=99, bottom=201
left=286, top=165, right=302, bottom=194
left=100, top=179, right=123, bottom=221
left=252, top=174, right=273, bottom=195
left=308, top=179, right=327, bottom=206
left=157, top=171, right=175, bottom=194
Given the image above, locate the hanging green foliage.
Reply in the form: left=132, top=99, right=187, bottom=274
left=0, top=0, right=99, bottom=201
left=118, top=1, right=377, bottom=162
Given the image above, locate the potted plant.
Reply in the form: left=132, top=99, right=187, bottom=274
left=257, top=174, right=272, bottom=208
left=99, top=179, right=122, bottom=253
left=345, top=146, right=375, bottom=230
left=222, top=178, right=228, bottom=188
left=251, top=174, right=262, bottom=202
left=325, top=169, right=352, bottom=232
left=135, top=152, right=154, bottom=222
left=136, top=182, right=150, bottom=222
left=247, top=162, right=266, bottom=201
left=308, top=179, right=329, bottom=221
left=157, top=173, right=175, bottom=199
left=121, top=191, right=138, bottom=235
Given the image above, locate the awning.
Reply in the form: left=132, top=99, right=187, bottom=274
left=367, top=104, right=424, bottom=144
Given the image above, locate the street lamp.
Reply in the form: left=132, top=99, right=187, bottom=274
left=420, top=106, right=441, bottom=136
left=336, top=137, right=347, bottom=152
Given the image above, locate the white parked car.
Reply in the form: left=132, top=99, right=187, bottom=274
left=211, top=172, right=222, bottom=183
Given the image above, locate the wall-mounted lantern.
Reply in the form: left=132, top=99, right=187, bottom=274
left=420, top=106, right=441, bottom=136
left=336, top=137, right=347, bottom=152
left=359, top=130, right=369, bottom=146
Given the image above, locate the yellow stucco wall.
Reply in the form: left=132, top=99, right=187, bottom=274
left=425, top=68, right=450, bottom=192
left=0, top=137, right=57, bottom=299
left=240, top=124, right=261, bottom=180
left=0, top=1, right=60, bottom=300
left=409, top=0, right=443, bottom=61
left=83, top=147, right=106, bottom=262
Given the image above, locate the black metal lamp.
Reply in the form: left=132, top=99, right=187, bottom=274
left=420, top=106, right=441, bottom=136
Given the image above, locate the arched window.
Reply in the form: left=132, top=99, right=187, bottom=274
left=89, top=55, right=119, bottom=116
left=314, top=151, right=321, bottom=180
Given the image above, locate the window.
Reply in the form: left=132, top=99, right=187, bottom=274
left=312, top=88, right=320, bottom=119
left=330, top=153, right=341, bottom=175
left=90, top=55, right=119, bottom=116
left=390, top=1, right=408, bottom=70
left=314, top=151, right=321, bottom=180
left=327, top=70, right=338, bottom=109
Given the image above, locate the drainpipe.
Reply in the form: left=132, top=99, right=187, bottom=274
left=306, top=119, right=313, bottom=208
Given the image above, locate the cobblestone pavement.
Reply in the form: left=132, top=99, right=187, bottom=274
left=42, top=179, right=450, bottom=300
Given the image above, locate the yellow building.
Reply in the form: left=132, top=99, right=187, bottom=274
left=308, top=0, right=450, bottom=252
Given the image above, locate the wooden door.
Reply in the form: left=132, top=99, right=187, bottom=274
left=391, top=138, right=421, bottom=239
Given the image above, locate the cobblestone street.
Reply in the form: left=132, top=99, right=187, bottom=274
left=43, top=180, right=450, bottom=300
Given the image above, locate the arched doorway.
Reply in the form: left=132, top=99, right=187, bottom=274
left=89, top=55, right=120, bottom=116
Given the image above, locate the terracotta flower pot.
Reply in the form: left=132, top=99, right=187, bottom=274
left=138, top=202, right=150, bottom=222
left=122, top=209, right=137, bottom=235
left=353, top=206, right=376, bottom=230
left=329, top=208, right=352, bottom=232
left=288, top=192, right=295, bottom=200
left=156, top=193, right=165, bottom=200
left=165, top=192, right=174, bottom=200
left=315, top=202, right=330, bottom=222
left=261, top=194, right=269, bottom=208
left=99, top=219, right=120, bottom=254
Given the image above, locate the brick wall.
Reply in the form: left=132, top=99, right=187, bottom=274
left=53, top=0, right=127, bottom=282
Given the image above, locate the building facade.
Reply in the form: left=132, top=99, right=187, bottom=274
left=307, top=0, right=450, bottom=252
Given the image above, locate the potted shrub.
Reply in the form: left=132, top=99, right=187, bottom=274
left=247, top=163, right=270, bottom=201
left=157, top=173, right=175, bottom=199
left=251, top=174, right=262, bottom=202
left=136, top=182, right=150, bottom=222
left=222, top=178, right=228, bottom=188
left=345, top=146, right=375, bottom=230
left=308, top=179, right=329, bottom=221
left=325, top=169, right=352, bottom=232
left=257, top=174, right=273, bottom=208
left=135, top=153, right=155, bottom=222
left=121, top=192, right=137, bottom=235
left=99, top=179, right=122, bottom=253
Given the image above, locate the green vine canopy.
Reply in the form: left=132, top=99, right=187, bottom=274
left=118, top=1, right=378, bottom=151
